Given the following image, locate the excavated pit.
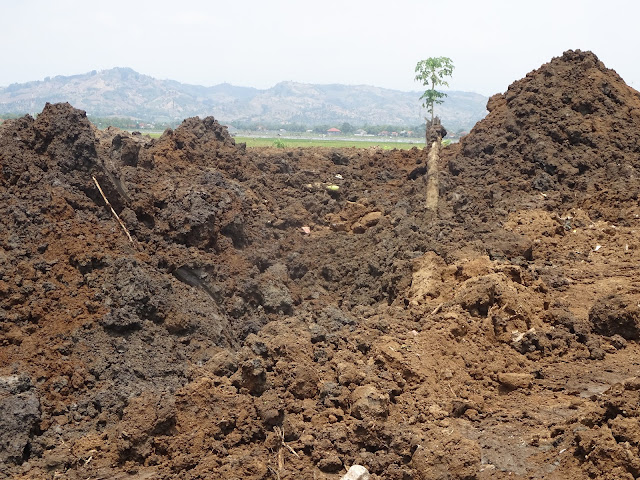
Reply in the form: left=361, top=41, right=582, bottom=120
left=1, top=50, right=640, bottom=479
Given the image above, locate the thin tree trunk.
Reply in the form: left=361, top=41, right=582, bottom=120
left=430, top=79, right=435, bottom=124
left=425, top=140, right=440, bottom=213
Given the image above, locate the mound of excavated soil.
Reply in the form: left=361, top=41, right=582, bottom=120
left=1, top=50, right=640, bottom=480
left=442, top=50, right=640, bottom=229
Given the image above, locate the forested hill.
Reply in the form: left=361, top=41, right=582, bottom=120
left=0, top=67, right=488, bottom=132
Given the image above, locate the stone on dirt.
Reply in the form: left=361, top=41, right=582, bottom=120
left=341, top=464, right=370, bottom=480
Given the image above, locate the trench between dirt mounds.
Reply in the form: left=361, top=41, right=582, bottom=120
left=2, top=51, right=640, bottom=479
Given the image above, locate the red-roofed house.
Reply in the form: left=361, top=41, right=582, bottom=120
left=327, top=127, right=341, bottom=135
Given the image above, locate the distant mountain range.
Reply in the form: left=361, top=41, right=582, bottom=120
left=0, top=67, right=489, bottom=132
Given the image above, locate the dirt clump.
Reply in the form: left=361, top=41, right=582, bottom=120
left=589, top=293, right=640, bottom=340
left=2, top=50, right=640, bottom=479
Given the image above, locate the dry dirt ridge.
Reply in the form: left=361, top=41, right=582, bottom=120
left=1, top=49, right=640, bottom=479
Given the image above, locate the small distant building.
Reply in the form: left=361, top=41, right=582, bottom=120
left=327, top=127, right=341, bottom=135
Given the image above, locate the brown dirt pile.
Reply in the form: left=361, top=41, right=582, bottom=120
left=1, top=50, right=640, bottom=479
left=442, top=49, right=640, bottom=231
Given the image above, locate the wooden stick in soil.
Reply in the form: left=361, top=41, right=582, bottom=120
left=91, top=175, right=133, bottom=243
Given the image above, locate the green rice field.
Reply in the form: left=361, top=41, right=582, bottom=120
left=235, top=136, right=424, bottom=149
left=140, top=132, right=425, bottom=149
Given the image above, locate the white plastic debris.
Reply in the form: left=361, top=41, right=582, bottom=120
left=335, top=174, right=343, bottom=179
left=341, top=465, right=370, bottom=480
left=594, top=245, right=602, bottom=251
left=301, top=226, right=311, bottom=235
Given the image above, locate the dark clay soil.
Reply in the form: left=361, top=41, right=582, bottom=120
left=1, top=50, right=640, bottom=479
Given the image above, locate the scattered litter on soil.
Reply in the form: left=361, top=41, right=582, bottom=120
left=1, top=50, right=640, bottom=479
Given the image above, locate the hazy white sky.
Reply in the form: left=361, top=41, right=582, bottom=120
left=3, top=0, right=639, bottom=96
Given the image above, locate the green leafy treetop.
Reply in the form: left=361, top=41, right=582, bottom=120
left=414, top=57, right=454, bottom=124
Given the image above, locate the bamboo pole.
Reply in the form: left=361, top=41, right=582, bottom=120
left=92, top=175, right=133, bottom=243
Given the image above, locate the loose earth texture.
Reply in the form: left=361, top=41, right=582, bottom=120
left=1, top=50, right=640, bottom=479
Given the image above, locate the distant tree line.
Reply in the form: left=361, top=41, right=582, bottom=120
left=228, top=120, right=429, bottom=136
left=1, top=113, right=464, bottom=138
left=87, top=117, right=433, bottom=137
left=0, top=114, right=179, bottom=131
left=88, top=116, right=179, bottom=131
left=0, top=113, right=29, bottom=123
